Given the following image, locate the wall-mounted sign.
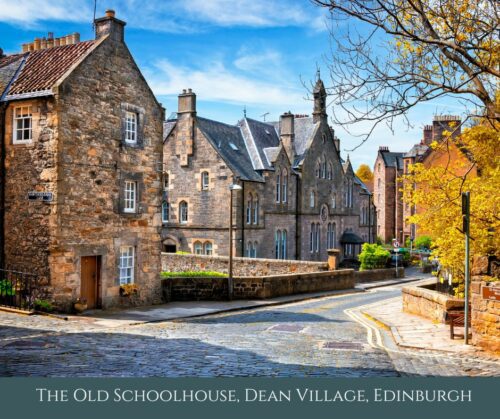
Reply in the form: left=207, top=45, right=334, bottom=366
left=27, top=192, right=53, bottom=202
left=482, top=286, right=500, bottom=301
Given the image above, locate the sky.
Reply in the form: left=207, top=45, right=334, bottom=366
left=0, top=0, right=469, bottom=169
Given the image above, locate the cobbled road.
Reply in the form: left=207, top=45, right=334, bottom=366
left=0, top=285, right=499, bottom=377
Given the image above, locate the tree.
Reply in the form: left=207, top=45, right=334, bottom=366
left=312, top=0, right=499, bottom=141
left=402, top=122, right=499, bottom=294
left=355, top=164, right=374, bottom=184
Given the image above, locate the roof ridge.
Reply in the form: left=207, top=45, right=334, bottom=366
left=198, top=116, right=239, bottom=130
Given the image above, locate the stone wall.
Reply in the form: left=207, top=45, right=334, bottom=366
left=354, top=267, right=404, bottom=283
left=471, top=256, right=500, bottom=354
left=402, top=280, right=464, bottom=323
left=162, top=269, right=355, bottom=301
left=161, top=252, right=328, bottom=276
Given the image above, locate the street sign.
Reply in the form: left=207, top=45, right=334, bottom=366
left=393, top=241, right=400, bottom=248
left=482, top=286, right=500, bottom=301
left=27, top=192, right=53, bottom=202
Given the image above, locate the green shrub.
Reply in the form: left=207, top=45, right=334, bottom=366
left=375, top=236, right=383, bottom=246
left=161, top=271, right=228, bottom=278
left=0, top=279, right=15, bottom=296
left=415, top=235, right=432, bottom=250
left=358, top=243, right=391, bottom=270
left=34, top=299, right=54, bottom=312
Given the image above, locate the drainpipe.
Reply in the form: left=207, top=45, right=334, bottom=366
left=295, top=173, right=299, bottom=260
left=241, top=181, right=245, bottom=257
left=0, top=102, right=6, bottom=269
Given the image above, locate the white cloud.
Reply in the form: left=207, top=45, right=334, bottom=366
left=146, top=59, right=305, bottom=107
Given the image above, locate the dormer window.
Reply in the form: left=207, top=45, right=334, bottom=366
left=13, top=106, right=32, bottom=144
left=125, top=111, right=137, bottom=144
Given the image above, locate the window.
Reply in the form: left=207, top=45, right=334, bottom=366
left=13, top=106, right=32, bottom=144
left=246, top=195, right=252, bottom=224
left=275, top=230, right=281, bottom=259
left=315, top=163, right=320, bottom=178
left=327, top=163, right=333, bottom=180
left=119, top=246, right=135, bottom=285
left=310, top=224, right=314, bottom=253
left=253, top=197, right=259, bottom=224
left=247, top=241, right=252, bottom=257
left=276, top=172, right=281, bottom=202
left=124, top=181, right=137, bottom=213
left=281, top=230, right=287, bottom=260
left=310, top=191, right=315, bottom=208
left=252, top=241, right=258, bottom=258
left=163, top=173, right=169, bottom=190
left=203, top=242, right=213, bottom=256
left=332, top=193, right=336, bottom=209
left=327, top=223, right=333, bottom=248
left=201, top=171, right=209, bottom=190
left=162, top=201, right=169, bottom=223
left=194, top=241, right=203, bottom=255
left=281, top=169, right=287, bottom=203
left=315, top=223, right=320, bottom=253
left=179, top=201, right=188, bottom=223
left=321, top=160, right=326, bottom=178
left=310, top=223, right=320, bottom=254
left=125, top=111, right=137, bottom=144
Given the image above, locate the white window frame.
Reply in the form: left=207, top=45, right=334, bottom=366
left=119, top=246, right=135, bottom=285
left=162, top=201, right=169, bottom=223
left=201, top=171, right=209, bottom=190
left=179, top=201, right=188, bottom=224
left=125, top=111, right=138, bottom=144
left=124, top=181, right=137, bottom=213
left=253, top=198, right=259, bottom=224
left=13, top=106, right=32, bottom=144
left=194, top=241, right=203, bottom=255
left=282, top=170, right=287, bottom=203
left=276, top=173, right=281, bottom=203
left=204, top=242, right=213, bottom=255
left=246, top=196, right=252, bottom=225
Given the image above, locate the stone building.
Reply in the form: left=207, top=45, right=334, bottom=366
left=373, top=115, right=462, bottom=244
left=0, top=10, right=164, bottom=310
left=162, top=76, right=375, bottom=263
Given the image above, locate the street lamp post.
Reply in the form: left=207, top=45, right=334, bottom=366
left=228, top=183, right=243, bottom=301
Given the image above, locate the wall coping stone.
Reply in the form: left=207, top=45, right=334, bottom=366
left=403, top=279, right=464, bottom=310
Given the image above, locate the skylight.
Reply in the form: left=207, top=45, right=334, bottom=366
left=229, top=142, right=239, bottom=151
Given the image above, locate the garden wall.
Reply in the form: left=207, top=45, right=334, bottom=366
left=161, top=253, right=328, bottom=276
left=402, top=280, right=464, bottom=323
left=162, top=269, right=355, bottom=301
left=471, top=256, right=500, bottom=354
left=354, top=267, right=404, bottom=283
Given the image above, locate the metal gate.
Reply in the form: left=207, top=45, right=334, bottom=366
left=0, top=269, right=39, bottom=311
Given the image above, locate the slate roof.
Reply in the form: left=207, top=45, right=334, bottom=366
left=197, top=117, right=264, bottom=182
left=404, top=144, right=428, bottom=158
left=0, top=54, right=25, bottom=98
left=244, top=117, right=280, bottom=169
left=354, top=175, right=370, bottom=194
left=340, top=231, right=364, bottom=244
left=263, top=147, right=281, bottom=166
left=1, top=40, right=97, bottom=100
left=380, top=151, right=404, bottom=169
left=163, top=121, right=176, bottom=141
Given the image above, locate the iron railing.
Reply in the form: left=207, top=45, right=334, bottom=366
left=0, top=269, right=39, bottom=311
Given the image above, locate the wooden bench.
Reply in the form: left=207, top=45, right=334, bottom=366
left=448, top=309, right=471, bottom=340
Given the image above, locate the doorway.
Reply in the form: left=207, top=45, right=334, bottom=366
left=80, top=256, right=101, bottom=309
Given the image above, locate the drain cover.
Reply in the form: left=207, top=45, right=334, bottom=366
left=269, top=324, right=304, bottom=332
left=322, top=341, right=364, bottom=350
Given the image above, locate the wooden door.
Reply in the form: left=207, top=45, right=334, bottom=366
left=81, top=256, right=101, bottom=309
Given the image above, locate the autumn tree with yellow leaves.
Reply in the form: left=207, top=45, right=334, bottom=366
left=313, top=0, right=499, bottom=289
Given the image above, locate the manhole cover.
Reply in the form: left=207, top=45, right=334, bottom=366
left=322, top=341, right=364, bottom=350
left=269, top=324, right=304, bottom=332
left=4, top=340, right=47, bottom=349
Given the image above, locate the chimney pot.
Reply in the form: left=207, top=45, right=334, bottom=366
left=48, top=32, right=54, bottom=40
left=33, top=38, right=41, bottom=50
left=106, top=9, right=116, bottom=18
left=188, top=88, right=192, bottom=93
left=182, top=89, right=187, bottom=94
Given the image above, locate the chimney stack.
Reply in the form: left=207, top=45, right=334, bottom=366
left=94, top=9, right=126, bottom=42
left=176, top=89, right=196, bottom=166
left=432, top=115, right=461, bottom=141
left=21, top=32, right=81, bottom=52
left=379, top=146, right=389, bottom=152
left=280, top=111, right=295, bottom=162
left=422, top=125, right=433, bottom=145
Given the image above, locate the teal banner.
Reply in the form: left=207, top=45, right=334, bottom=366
left=0, top=378, right=497, bottom=419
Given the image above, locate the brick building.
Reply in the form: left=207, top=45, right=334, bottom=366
left=0, top=10, right=164, bottom=311
left=373, top=115, right=462, bottom=244
left=162, top=76, right=375, bottom=263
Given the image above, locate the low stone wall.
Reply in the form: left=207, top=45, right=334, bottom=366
left=354, top=267, right=404, bottom=283
left=161, top=253, right=328, bottom=276
left=162, top=269, right=355, bottom=301
left=402, top=280, right=464, bottom=323
left=471, top=256, right=500, bottom=354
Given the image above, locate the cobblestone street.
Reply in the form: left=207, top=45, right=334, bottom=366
left=1, top=285, right=499, bottom=377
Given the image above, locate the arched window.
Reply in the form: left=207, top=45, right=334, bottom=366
left=332, top=223, right=336, bottom=248
left=276, top=171, right=281, bottom=202
left=315, top=162, right=320, bottom=178
left=163, top=173, right=169, bottom=190
left=310, top=191, right=315, bottom=208
left=246, top=194, right=252, bottom=224
left=253, top=196, right=259, bottom=224
left=201, top=171, right=209, bottom=190
left=281, top=169, right=287, bottom=203
left=204, top=242, right=213, bottom=255
left=247, top=241, right=252, bottom=257
left=332, top=193, right=336, bottom=209
left=281, top=230, right=287, bottom=259
left=179, top=201, right=188, bottom=223
left=194, top=241, right=202, bottom=255
left=162, top=201, right=169, bottom=223
left=349, top=180, right=354, bottom=207
left=253, top=241, right=258, bottom=258
left=310, top=223, right=315, bottom=253
left=327, top=223, right=332, bottom=248
left=327, top=163, right=333, bottom=180
left=275, top=230, right=281, bottom=259
left=321, top=159, right=327, bottom=178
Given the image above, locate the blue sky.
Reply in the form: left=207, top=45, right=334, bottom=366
left=0, top=0, right=467, bottom=169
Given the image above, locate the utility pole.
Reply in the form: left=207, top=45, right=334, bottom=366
left=462, top=191, right=470, bottom=344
